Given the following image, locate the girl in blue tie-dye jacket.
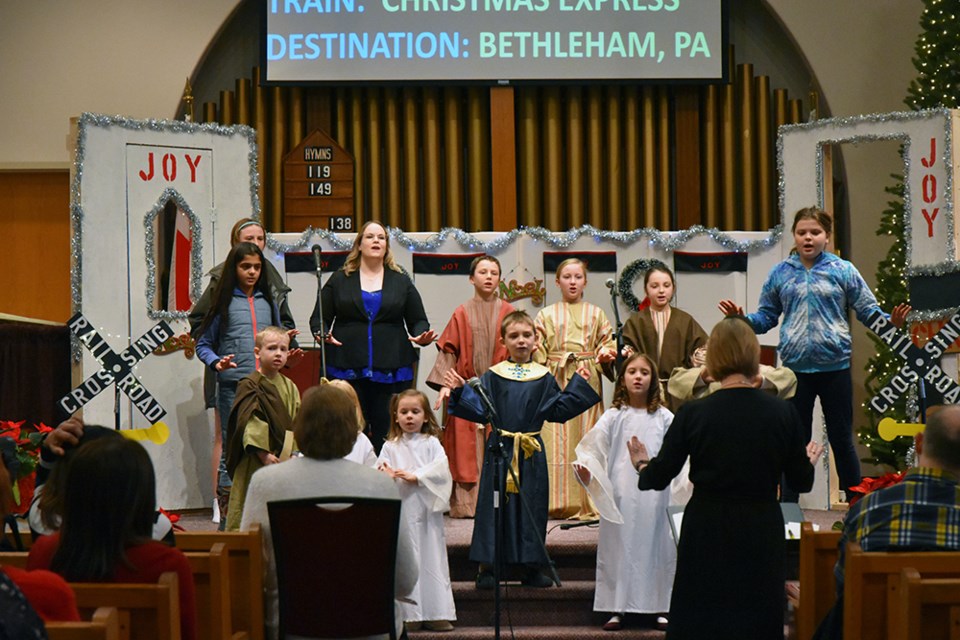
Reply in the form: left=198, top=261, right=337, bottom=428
left=720, top=207, right=909, bottom=500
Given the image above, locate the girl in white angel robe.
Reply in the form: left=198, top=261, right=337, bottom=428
left=377, top=390, right=457, bottom=629
left=574, top=353, right=678, bottom=630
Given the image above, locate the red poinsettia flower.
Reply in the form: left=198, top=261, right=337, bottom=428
left=847, top=471, right=907, bottom=506
left=0, top=420, right=55, bottom=514
left=0, top=420, right=25, bottom=442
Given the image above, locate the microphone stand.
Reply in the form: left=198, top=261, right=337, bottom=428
left=608, top=280, right=625, bottom=375
left=313, top=252, right=328, bottom=381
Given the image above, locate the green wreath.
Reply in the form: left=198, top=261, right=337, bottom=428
left=617, top=258, right=669, bottom=311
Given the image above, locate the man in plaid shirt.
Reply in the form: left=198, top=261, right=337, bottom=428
left=814, top=404, right=960, bottom=639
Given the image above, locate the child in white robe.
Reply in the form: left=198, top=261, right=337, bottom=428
left=377, top=389, right=456, bottom=632
left=573, top=353, right=675, bottom=631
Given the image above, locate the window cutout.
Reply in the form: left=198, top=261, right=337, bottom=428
left=152, top=198, right=195, bottom=312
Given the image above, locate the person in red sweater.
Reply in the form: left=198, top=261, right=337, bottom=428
left=26, top=437, right=196, bottom=640
left=0, top=436, right=80, bottom=628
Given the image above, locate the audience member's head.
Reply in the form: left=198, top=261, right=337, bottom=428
left=919, top=404, right=960, bottom=474
left=38, top=425, right=120, bottom=532
left=705, top=316, right=760, bottom=381
left=294, top=384, right=359, bottom=459
left=325, top=379, right=365, bottom=434
left=51, top=437, right=156, bottom=581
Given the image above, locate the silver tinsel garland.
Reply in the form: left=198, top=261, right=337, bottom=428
left=267, top=223, right=783, bottom=256
left=70, top=113, right=260, bottom=360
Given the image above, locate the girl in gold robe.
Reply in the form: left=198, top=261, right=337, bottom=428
left=535, top=258, right=616, bottom=519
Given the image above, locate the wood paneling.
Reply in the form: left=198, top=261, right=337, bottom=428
left=0, top=171, right=71, bottom=322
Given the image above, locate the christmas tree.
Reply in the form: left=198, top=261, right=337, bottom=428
left=858, top=0, right=959, bottom=470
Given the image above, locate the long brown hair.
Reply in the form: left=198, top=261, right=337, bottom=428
left=791, top=206, right=833, bottom=234
left=342, top=221, right=402, bottom=276
left=198, top=242, right=273, bottom=337
left=611, top=353, right=662, bottom=414
left=387, top=389, right=442, bottom=441
left=51, top=438, right=156, bottom=581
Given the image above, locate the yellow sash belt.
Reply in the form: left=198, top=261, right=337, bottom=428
left=499, top=429, right=542, bottom=493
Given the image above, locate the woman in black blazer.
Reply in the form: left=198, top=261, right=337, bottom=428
left=309, top=221, right=435, bottom=452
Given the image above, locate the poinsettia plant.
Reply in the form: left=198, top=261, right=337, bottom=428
left=846, top=471, right=907, bottom=507
left=0, top=420, right=54, bottom=513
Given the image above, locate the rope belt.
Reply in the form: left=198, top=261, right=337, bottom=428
left=498, top=429, right=542, bottom=493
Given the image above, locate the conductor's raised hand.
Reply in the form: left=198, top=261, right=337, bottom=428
left=442, top=369, right=466, bottom=390
left=718, top=299, right=743, bottom=316
left=215, top=354, right=238, bottom=372
left=627, top=436, right=650, bottom=470
left=434, top=386, right=451, bottom=410
left=890, top=303, right=912, bottom=329
left=409, top=329, right=437, bottom=346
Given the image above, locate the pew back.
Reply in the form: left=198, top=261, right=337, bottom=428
left=797, top=521, right=841, bottom=640
left=893, top=567, right=960, bottom=640
left=843, top=543, right=960, bottom=640
left=70, top=571, right=180, bottom=640
left=184, top=542, right=234, bottom=640
left=46, top=606, right=122, bottom=640
left=0, top=550, right=28, bottom=568
left=175, top=524, right=263, bottom=640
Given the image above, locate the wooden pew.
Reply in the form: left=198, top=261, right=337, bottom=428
left=843, top=543, right=960, bottom=640
left=70, top=571, right=180, bottom=640
left=175, top=524, right=264, bottom=640
left=0, top=550, right=28, bottom=568
left=892, top=567, right=960, bottom=640
left=46, top=606, right=122, bottom=640
left=797, top=521, right=842, bottom=640
left=5, top=546, right=244, bottom=639
left=184, top=542, right=248, bottom=640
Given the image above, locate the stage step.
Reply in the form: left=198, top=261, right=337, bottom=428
left=421, top=518, right=667, bottom=639
left=409, top=624, right=664, bottom=639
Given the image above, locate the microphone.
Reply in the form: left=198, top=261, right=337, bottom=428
left=311, top=244, right=323, bottom=273
left=466, top=377, right=498, bottom=420
left=605, top=277, right=616, bottom=290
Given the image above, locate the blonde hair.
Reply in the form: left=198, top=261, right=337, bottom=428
left=230, top=218, right=264, bottom=247
left=342, top=221, right=402, bottom=276
left=326, top=379, right=365, bottom=434
left=254, top=325, right=289, bottom=349
left=500, top=310, right=536, bottom=338
left=705, top=317, right=760, bottom=381
left=611, top=353, right=662, bottom=413
left=387, top=389, right=442, bottom=441
left=554, top=257, right=588, bottom=282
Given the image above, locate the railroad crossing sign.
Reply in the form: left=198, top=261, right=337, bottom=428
left=867, top=310, right=960, bottom=414
left=59, top=313, right=174, bottom=423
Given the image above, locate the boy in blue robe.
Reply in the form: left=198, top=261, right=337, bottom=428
left=444, top=310, right=600, bottom=588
